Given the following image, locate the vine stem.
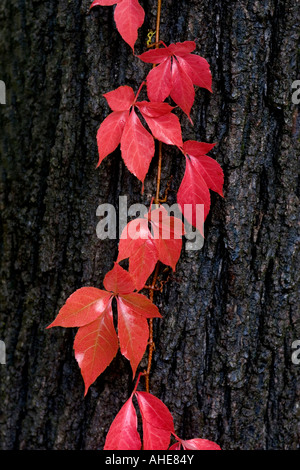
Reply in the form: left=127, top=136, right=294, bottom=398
left=144, top=0, right=163, bottom=394
left=145, top=263, right=160, bottom=393
left=144, top=0, right=162, bottom=393
left=154, top=0, right=163, bottom=208
left=155, top=0, right=162, bottom=47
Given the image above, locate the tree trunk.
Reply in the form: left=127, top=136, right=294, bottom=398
left=0, top=0, right=299, bottom=450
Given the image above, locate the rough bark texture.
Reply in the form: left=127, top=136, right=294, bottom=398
left=0, top=0, right=299, bottom=450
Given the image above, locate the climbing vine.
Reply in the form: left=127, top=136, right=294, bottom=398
left=47, top=0, right=223, bottom=450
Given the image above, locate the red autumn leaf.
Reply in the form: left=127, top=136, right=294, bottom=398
left=90, top=0, right=145, bottom=51
left=169, top=59, right=195, bottom=121
left=120, top=108, right=155, bottom=182
left=135, top=391, right=174, bottom=450
left=117, top=299, right=150, bottom=378
left=74, top=300, right=119, bottom=395
left=168, top=41, right=196, bottom=56
left=135, top=391, right=175, bottom=431
left=104, top=395, right=142, bottom=450
left=96, top=110, right=129, bottom=167
left=181, top=438, right=222, bottom=450
left=140, top=110, right=183, bottom=147
left=118, top=207, right=184, bottom=290
left=91, top=0, right=121, bottom=5
left=135, top=101, right=174, bottom=118
left=176, top=54, right=213, bottom=91
left=140, top=417, right=172, bottom=450
left=105, top=263, right=161, bottom=378
left=149, top=206, right=185, bottom=270
left=177, top=141, right=224, bottom=233
left=169, top=442, right=181, bottom=450
left=117, top=218, right=157, bottom=291
left=48, top=263, right=161, bottom=392
left=46, top=287, right=112, bottom=328
left=103, top=85, right=135, bottom=111
left=138, top=41, right=212, bottom=117
left=169, top=438, right=221, bottom=450
left=141, top=60, right=172, bottom=104
left=120, top=293, right=162, bottom=319
left=103, top=261, right=136, bottom=294
left=97, top=86, right=183, bottom=183
left=183, top=141, right=224, bottom=195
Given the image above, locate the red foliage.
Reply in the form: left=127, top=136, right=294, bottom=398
left=90, top=0, right=145, bottom=51
left=48, top=5, right=224, bottom=449
left=118, top=205, right=185, bottom=290
left=47, top=263, right=161, bottom=394
left=104, top=374, right=221, bottom=450
left=138, top=41, right=212, bottom=119
left=97, top=85, right=182, bottom=182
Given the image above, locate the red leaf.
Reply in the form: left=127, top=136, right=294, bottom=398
left=145, top=59, right=172, bottom=102
left=120, top=293, right=162, bottom=318
left=74, top=300, right=118, bottom=395
left=46, top=287, right=112, bottom=328
left=177, top=154, right=210, bottom=232
left=135, top=392, right=174, bottom=450
left=142, top=420, right=172, bottom=450
left=181, top=438, right=221, bottom=450
left=135, top=391, right=175, bottom=432
left=91, top=0, right=121, bottom=6
left=183, top=142, right=223, bottom=196
left=91, top=0, right=144, bottom=51
left=169, top=442, right=181, bottom=450
left=117, top=297, right=149, bottom=377
left=141, top=111, right=183, bottom=147
left=177, top=55, right=212, bottom=92
left=139, top=41, right=212, bottom=115
left=117, top=208, right=184, bottom=290
left=96, top=110, right=129, bottom=167
left=117, top=218, right=158, bottom=290
left=103, top=262, right=136, bottom=294
left=97, top=85, right=184, bottom=181
left=120, top=108, right=155, bottom=182
left=170, top=59, right=195, bottom=120
left=178, top=141, right=224, bottom=230
left=136, top=100, right=174, bottom=118
left=138, top=48, right=171, bottom=64
left=118, top=217, right=152, bottom=259
left=127, top=241, right=158, bottom=291
left=150, top=215, right=184, bottom=271
left=114, top=0, right=145, bottom=50
left=149, top=206, right=185, bottom=241
left=103, top=85, right=135, bottom=111
left=168, top=40, right=196, bottom=56
left=183, top=140, right=216, bottom=157
left=104, top=396, right=142, bottom=450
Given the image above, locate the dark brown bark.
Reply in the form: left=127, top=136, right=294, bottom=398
left=0, top=0, right=299, bottom=450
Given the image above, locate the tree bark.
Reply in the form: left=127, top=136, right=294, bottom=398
left=0, top=0, right=299, bottom=450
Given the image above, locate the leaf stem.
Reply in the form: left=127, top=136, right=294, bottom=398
left=134, top=80, right=146, bottom=103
